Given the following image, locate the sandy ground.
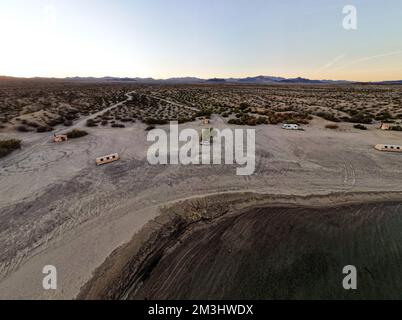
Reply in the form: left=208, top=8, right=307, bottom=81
left=0, top=109, right=402, bottom=299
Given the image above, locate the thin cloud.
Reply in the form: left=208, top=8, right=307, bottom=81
left=330, top=50, right=402, bottom=72
left=317, top=54, right=346, bottom=72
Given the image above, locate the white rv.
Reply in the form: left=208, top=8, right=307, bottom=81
left=374, top=144, right=402, bottom=153
left=282, top=124, right=299, bottom=130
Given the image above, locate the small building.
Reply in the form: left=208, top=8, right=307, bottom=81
left=380, top=123, right=391, bottom=130
left=53, top=134, right=68, bottom=143
left=374, top=144, right=402, bottom=153
left=282, top=123, right=299, bottom=130
left=96, top=153, right=120, bottom=166
left=203, top=118, right=210, bottom=125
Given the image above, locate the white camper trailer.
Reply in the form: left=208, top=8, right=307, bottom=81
left=374, top=144, right=402, bottom=153
left=96, top=153, right=120, bottom=166
left=282, top=123, right=299, bottom=130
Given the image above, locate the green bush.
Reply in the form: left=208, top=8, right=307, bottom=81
left=66, top=129, right=88, bottom=139
left=0, top=139, right=21, bottom=158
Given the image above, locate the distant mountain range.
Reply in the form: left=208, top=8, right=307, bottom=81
left=1, top=75, right=402, bottom=85
left=65, top=75, right=352, bottom=84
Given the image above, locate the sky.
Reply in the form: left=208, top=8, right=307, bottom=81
left=0, top=0, right=401, bottom=81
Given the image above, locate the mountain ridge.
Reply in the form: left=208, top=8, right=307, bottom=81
left=1, top=75, right=401, bottom=85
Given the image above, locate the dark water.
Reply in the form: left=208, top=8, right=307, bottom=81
left=130, top=201, right=402, bottom=299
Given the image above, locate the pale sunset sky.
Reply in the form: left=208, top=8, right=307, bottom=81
left=0, top=0, right=401, bottom=81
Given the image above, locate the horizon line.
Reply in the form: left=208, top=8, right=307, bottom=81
left=1, top=74, right=402, bottom=83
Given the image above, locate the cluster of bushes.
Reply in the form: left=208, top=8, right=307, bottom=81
left=16, top=125, right=30, bottom=132
left=66, top=129, right=88, bottom=139
left=145, top=125, right=155, bottom=131
left=111, top=123, right=125, bottom=128
left=86, top=119, right=98, bottom=127
left=63, top=119, right=73, bottom=126
left=37, top=126, right=54, bottom=133
left=391, top=125, right=402, bottom=131
left=178, top=117, right=196, bottom=124
left=325, top=124, right=339, bottom=130
left=315, top=112, right=340, bottom=122
left=348, top=113, right=373, bottom=124
left=120, top=118, right=135, bottom=123
left=0, top=139, right=21, bottom=158
left=375, top=111, right=393, bottom=121
left=45, top=117, right=65, bottom=127
left=195, top=109, right=212, bottom=118
left=228, top=115, right=268, bottom=126
left=144, top=118, right=168, bottom=125
left=266, top=112, right=310, bottom=125
left=354, top=124, right=367, bottom=130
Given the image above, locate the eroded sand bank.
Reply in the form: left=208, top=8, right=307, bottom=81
left=78, top=191, right=402, bottom=300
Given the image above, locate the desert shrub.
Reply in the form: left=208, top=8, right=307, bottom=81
left=0, top=139, right=21, bottom=158
left=144, top=118, right=168, bottom=125
left=195, top=109, right=212, bottom=118
left=178, top=117, right=194, bottom=124
left=66, top=129, right=88, bottom=139
left=354, top=124, right=367, bottom=130
left=391, top=125, right=402, bottom=131
left=25, top=121, right=39, bottom=128
left=46, top=117, right=64, bottom=126
left=375, top=111, right=393, bottom=121
left=325, top=124, right=339, bottom=130
left=316, top=112, right=340, bottom=122
left=256, top=116, right=269, bottom=124
left=17, top=125, right=30, bottom=132
left=86, top=119, right=97, bottom=127
left=63, top=119, right=73, bottom=126
left=348, top=113, right=373, bottom=124
left=101, top=120, right=108, bottom=126
left=111, top=123, right=125, bottom=128
left=298, top=119, right=310, bottom=125
left=37, top=126, right=54, bottom=133
left=65, top=112, right=79, bottom=121
left=145, top=125, right=155, bottom=131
